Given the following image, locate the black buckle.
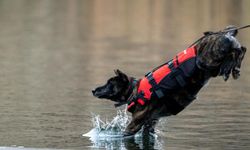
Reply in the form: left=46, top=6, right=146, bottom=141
left=167, top=60, right=174, bottom=70
left=146, top=72, right=154, bottom=81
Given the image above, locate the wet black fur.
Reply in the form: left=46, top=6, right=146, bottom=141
left=92, top=26, right=247, bottom=136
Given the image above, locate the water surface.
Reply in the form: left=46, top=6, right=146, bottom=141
left=0, top=0, right=250, bottom=149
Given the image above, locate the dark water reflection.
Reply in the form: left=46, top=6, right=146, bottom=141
left=0, top=0, right=250, bottom=149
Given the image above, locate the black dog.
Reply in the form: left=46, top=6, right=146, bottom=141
left=92, top=26, right=247, bottom=136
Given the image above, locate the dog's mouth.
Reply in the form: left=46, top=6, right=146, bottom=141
left=92, top=87, right=112, bottom=99
left=92, top=88, right=104, bottom=98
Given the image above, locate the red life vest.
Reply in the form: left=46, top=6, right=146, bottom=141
left=127, top=46, right=197, bottom=112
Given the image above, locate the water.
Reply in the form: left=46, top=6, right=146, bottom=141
left=82, top=109, right=161, bottom=149
left=83, top=109, right=130, bottom=138
left=0, top=0, right=250, bottom=149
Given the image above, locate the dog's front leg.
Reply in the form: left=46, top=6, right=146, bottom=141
left=124, top=105, right=151, bottom=136
left=143, top=118, right=159, bottom=135
left=143, top=104, right=171, bottom=134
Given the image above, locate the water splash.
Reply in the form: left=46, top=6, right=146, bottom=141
left=83, top=109, right=130, bottom=138
left=82, top=108, right=163, bottom=149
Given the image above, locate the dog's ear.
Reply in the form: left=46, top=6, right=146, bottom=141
left=114, top=69, right=128, bottom=82
left=239, top=46, right=247, bottom=56
left=114, top=69, right=122, bottom=76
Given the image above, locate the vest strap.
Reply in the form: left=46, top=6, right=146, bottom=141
left=175, top=74, right=186, bottom=87
left=176, top=55, right=179, bottom=65
left=168, top=60, right=187, bottom=87
left=146, top=72, right=164, bottom=98
left=137, top=92, right=148, bottom=105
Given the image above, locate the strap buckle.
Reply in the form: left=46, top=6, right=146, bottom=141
left=167, top=60, right=175, bottom=70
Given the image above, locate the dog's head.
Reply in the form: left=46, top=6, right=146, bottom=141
left=196, top=26, right=247, bottom=81
left=92, top=69, right=130, bottom=102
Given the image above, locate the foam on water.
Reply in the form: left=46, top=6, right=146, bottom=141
left=82, top=108, right=162, bottom=149
left=83, top=109, right=130, bottom=138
